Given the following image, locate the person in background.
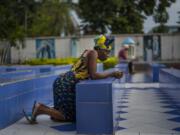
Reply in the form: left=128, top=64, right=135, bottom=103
left=118, top=45, right=129, bottom=62
left=23, top=34, right=123, bottom=124
left=118, top=45, right=134, bottom=74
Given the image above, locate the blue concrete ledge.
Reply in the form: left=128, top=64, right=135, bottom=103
left=149, top=63, right=166, bottom=82
left=0, top=64, right=104, bottom=130
left=0, top=63, right=103, bottom=74
left=0, top=65, right=54, bottom=74
left=160, top=68, right=180, bottom=83
left=0, top=70, right=36, bottom=83
left=0, top=74, right=58, bottom=129
left=0, top=65, right=71, bottom=129
left=115, top=63, right=128, bottom=73
left=76, top=78, right=114, bottom=134
left=0, top=65, right=71, bottom=84
left=115, top=63, right=166, bottom=83
left=115, top=64, right=153, bottom=83
left=0, top=79, right=35, bottom=129
left=0, top=66, right=6, bottom=73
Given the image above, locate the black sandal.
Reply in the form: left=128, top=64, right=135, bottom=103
left=23, top=101, right=38, bottom=124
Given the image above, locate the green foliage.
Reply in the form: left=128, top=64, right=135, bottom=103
left=0, top=0, right=74, bottom=45
left=79, top=0, right=119, bottom=34
left=153, top=0, right=171, bottom=32
left=151, top=25, right=169, bottom=33
left=29, top=0, right=74, bottom=37
left=22, top=57, right=118, bottom=70
left=0, top=0, right=27, bottom=47
left=154, top=10, right=169, bottom=24
left=152, top=0, right=176, bottom=33
left=23, top=58, right=78, bottom=66
left=78, top=0, right=176, bottom=34
left=102, top=57, right=118, bottom=70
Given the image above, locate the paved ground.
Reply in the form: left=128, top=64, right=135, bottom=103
left=113, top=84, right=180, bottom=135
left=0, top=115, right=76, bottom=135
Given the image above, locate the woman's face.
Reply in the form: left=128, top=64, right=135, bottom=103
left=97, top=49, right=110, bottom=61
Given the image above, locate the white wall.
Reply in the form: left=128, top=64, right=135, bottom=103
left=161, top=35, right=173, bottom=60
left=161, top=34, right=180, bottom=60
left=78, top=37, right=94, bottom=57
left=55, top=38, right=71, bottom=58
left=9, top=34, right=180, bottom=63
left=173, top=35, right=180, bottom=60
left=0, top=41, right=11, bottom=64
left=11, top=39, right=36, bottom=63
left=114, top=36, right=125, bottom=57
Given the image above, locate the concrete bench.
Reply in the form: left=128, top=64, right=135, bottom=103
left=76, top=78, right=114, bottom=134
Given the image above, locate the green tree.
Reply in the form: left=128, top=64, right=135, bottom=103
left=110, top=0, right=145, bottom=34
left=152, top=0, right=176, bottom=33
left=0, top=0, right=28, bottom=46
left=0, top=0, right=26, bottom=64
left=0, top=0, right=42, bottom=64
left=30, top=0, right=75, bottom=37
left=0, top=0, right=74, bottom=63
left=151, top=25, right=169, bottom=33
left=78, top=0, right=176, bottom=34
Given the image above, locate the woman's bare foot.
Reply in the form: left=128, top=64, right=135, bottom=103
left=31, top=103, right=42, bottom=121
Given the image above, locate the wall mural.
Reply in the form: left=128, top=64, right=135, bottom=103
left=36, top=38, right=55, bottom=59
left=143, top=35, right=161, bottom=61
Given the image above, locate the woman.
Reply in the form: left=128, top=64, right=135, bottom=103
left=23, top=34, right=123, bottom=124
left=118, top=45, right=129, bottom=62
left=118, top=45, right=134, bottom=74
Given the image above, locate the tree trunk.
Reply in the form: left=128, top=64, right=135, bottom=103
left=0, top=42, right=11, bottom=65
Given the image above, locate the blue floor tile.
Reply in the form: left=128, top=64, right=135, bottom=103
left=121, top=96, right=129, bottom=98
left=158, top=97, right=173, bottom=101
left=156, top=94, right=168, bottom=96
left=115, top=117, right=126, bottom=121
left=51, top=123, right=76, bottom=131
left=168, top=117, right=180, bottom=123
left=117, top=101, right=129, bottom=104
left=115, top=126, right=126, bottom=131
left=160, top=101, right=177, bottom=104
left=122, top=94, right=130, bottom=96
left=164, top=110, right=180, bottom=115
left=119, top=97, right=129, bottom=99
left=116, top=111, right=128, bottom=114
left=117, top=106, right=128, bottom=108
left=173, top=127, right=180, bottom=132
left=162, top=105, right=179, bottom=109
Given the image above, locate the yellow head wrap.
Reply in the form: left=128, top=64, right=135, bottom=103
left=94, top=35, right=114, bottom=50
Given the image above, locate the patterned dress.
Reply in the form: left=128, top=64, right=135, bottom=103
left=53, top=50, right=89, bottom=121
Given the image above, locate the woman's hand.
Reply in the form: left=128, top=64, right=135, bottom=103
left=88, top=50, right=123, bottom=80
left=111, top=71, right=123, bottom=79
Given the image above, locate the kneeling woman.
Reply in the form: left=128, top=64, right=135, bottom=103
left=23, top=35, right=123, bottom=124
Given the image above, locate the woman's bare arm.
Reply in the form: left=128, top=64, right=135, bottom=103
left=87, top=50, right=113, bottom=80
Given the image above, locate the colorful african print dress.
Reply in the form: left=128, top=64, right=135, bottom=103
left=53, top=50, right=89, bottom=121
